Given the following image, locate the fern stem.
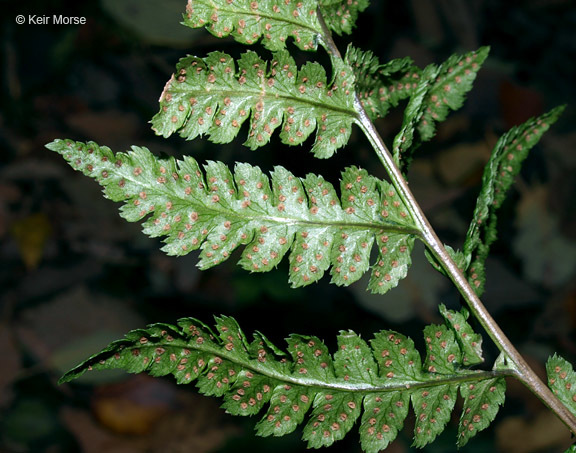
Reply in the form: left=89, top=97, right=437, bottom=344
left=322, top=7, right=576, bottom=435
left=352, top=97, right=576, bottom=433
left=316, top=6, right=342, bottom=59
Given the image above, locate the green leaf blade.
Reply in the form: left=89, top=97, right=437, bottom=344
left=422, top=324, right=461, bottom=375
left=370, top=330, right=423, bottom=381
left=214, top=315, right=251, bottom=358
left=287, top=335, right=335, bottom=381
left=222, top=372, right=276, bottom=415
left=489, top=105, right=565, bottom=210
left=346, top=46, right=419, bottom=120
left=59, top=309, right=510, bottom=451
left=256, top=385, right=314, bottom=437
left=392, top=64, right=439, bottom=168
left=462, top=106, right=565, bottom=295
left=546, top=354, right=576, bottom=418
left=417, top=47, right=490, bottom=141
left=440, top=305, right=484, bottom=366
left=359, top=392, right=409, bottom=453
left=319, top=0, right=370, bottom=36
left=334, top=331, right=378, bottom=384
left=47, top=139, right=419, bottom=294
left=183, top=0, right=323, bottom=51
left=58, top=323, right=208, bottom=385
left=302, top=391, right=363, bottom=448
left=196, top=357, right=243, bottom=396
left=151, top=51, right=358, bottom=159
left=411, top=384, right=458, bottom=448
left=457, top=378, right=506, bottom=447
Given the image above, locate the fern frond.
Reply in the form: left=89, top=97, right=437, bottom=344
left=347, top=46, right=488, bottom=134
left=392, top=64, right=440, bottom=169
left=319, top=0, right=370, bottom=36
left=462, top=106, right=565, bottom=295
left=59, top=308, right=508, bottom=451
left=181, top=0, right=369, bottom=51
left=416, top=47, right=489, bottom=141
left=348, top=46, right=488, bottom=171
left=346, top=46, right=419, bottom=120
left=151, top=50, right=356, bottom=158
left=392, top=47, right=489, bottom=172
left=46, top=139, right=420, bottom=293
left=182, top=0, right=324, bottom=52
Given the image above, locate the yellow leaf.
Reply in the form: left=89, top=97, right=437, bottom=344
left=10, top=213, right=52, bottom=270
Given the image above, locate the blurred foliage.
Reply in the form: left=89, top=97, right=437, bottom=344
left=0, top=0, right=575, bottom=451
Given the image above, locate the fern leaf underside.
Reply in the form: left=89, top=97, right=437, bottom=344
left=347, top=45, right=489, bottom=173
left=346, top=46, right=420, bottom=120
left=348, top=46, right=488, bottom=132
left=46, top=139, right=419, bottom=294
left=182, top=0, right=368, bottom=52
left=463, top=106, right=565, bottom=295
left=319, top=0, right=370, bottom=36
left=183, top=0, right=323, bottom=51
left=60, top=306, right=506, bottom=451
left=152, top=50, right=357, bottom=159
left=547, top=354, right=576, bottom=420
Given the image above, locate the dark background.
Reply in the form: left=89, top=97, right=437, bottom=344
left=1, top=0, right=576, bottom=452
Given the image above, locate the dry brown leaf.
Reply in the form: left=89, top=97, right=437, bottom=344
left=61, top=406, right=147, bottom=453
left=92, top=375, right=176, bottom=436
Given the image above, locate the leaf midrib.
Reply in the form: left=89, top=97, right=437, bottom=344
left=166, top=87, right=358, bottom=118
left=119, top=166, right=421, bottom=237
left=83, top=340, right=512, bottom=393
left=190, top=3, right=323, bottom=39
